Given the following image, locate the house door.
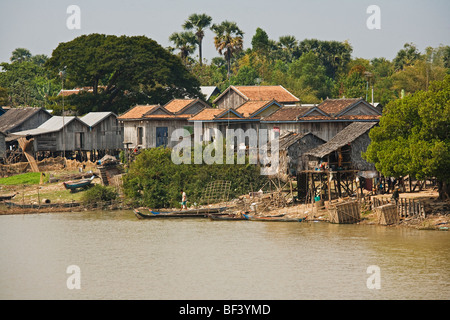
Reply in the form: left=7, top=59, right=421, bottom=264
left=137, top=127, right=143, bottom=145
left=75, top=132, right=84, bottom=149
left=156, top=127, right=168, bottom=147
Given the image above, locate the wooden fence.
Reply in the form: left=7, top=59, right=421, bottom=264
left=372, top=197, right=425, bottom=219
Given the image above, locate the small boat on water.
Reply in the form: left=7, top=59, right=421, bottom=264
left=209, top=213, right=247, bottom=221
left=63, top=175, right=95, bottom=191
left=134, top=207, right=227, bottom=219
left=242, top=213, right=306, bottom=222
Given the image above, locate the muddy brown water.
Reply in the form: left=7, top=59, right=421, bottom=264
left=0, top=210, right=448, bottom=299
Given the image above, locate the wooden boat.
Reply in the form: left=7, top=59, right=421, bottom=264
left=0, top=193, right=16, bottom=201
left=134, top=207, right=227, bottom=219
left=63, top=175, right=95, bottom=191
left=242, top=213, right=306, bottom=222
left=208, top=213, right=247, bottom=221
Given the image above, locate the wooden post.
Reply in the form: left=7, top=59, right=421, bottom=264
left=327, top=172, right=332, bottom=203
left=37, top=187, right=40, bottom=208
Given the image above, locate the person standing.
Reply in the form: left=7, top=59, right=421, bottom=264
left=181, top=189, right=187, bottom=210
left=392, top=187, right=400, bottom=205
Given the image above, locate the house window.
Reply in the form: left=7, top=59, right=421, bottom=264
left=137, top=127, right=143, bottom=145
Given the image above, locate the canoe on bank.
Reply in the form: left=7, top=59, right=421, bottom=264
left=63, top=175, right=95, bottom=191
left=242, top=213, right=306, bottom=222
left=134, top=207, right=227, bottom=219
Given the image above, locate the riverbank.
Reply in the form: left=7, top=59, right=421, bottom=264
left=1, top=174, right=448, bottom=230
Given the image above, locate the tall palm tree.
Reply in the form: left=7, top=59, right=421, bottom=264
left=10, top=48, right=32, bottom=63
left=278, top=35, right=297, bottom=62
left=182, top=13, right=212, bottom=66
left=211, top=21, right=244, bottom=78
left=169, top=31, right=197, bottom=65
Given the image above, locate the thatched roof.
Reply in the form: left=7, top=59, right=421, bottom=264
left=305, top=122, right=377, bottom=158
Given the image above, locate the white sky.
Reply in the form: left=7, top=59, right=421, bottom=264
left=0, top=0, right=449, bottom=64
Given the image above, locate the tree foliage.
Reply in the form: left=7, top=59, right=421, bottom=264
left=123, top=147, right=267, bottom=208
left=45, top=34, right=202, bottom=115
left=364, top=75, right=450, bottom=199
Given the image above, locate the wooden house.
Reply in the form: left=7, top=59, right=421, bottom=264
left=291, top=121, right=379, bottom=202
left=11, top=116, right=91, bottom=155
left=0, top=107, right=5, bottom=116
left=80, top=112, right=123, bottom=153
left=118, top=98, right=209, bottom=149
left=304, top=121, right=378, bottom=172
left=261, top=98, right=381, bottom=141
left=213, top=85, right=300, bottom=109
left=0, top=131, right=6, bottom=161
left=277, top=131, right=325, bottom=180
left=188, top=100, right=283, bottom=141
left=0, top=107, right=52, bottom=134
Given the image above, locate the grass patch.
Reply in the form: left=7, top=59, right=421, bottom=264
left=0, top=172, right=49, bottom=185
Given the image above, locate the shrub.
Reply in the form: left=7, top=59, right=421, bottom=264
left=122, top=147, right=267, bottom=209
left=81, top=184, right=117, bottom=204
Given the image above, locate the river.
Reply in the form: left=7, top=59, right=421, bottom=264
left=0, top=210, right=448, bottom=300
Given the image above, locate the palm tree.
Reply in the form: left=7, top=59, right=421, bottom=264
left=278, top=35, right=297, bottom=62
left=182, top=13, right=212, bottom=66
left=211, top=21, right=244, bottom=78
left=169, top=31, right=197, bottom=65
left=10, top=48, right=32, bottom=63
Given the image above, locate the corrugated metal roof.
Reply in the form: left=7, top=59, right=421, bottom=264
left=200, top=86, right=220, bottom=100
left=305, top=122, right=377, bottom=158
left=80, top=112, right=115, bottom=127
left=11, top=116, right=77, bottom=136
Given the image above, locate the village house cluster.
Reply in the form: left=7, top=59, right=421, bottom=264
left=0, top=84, right=382, bottom=200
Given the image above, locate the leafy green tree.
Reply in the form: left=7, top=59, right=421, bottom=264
left=297, top=39, right=352, bottom=78
left=288, top=51, right=333, bottom=99
left=45, top=34, right=202, bottom=114
left=0, top=52, right=58, bottom=107
left=123, top=147, right=267, bottom=208
left=231, top=65, right=259, bottom=85
left=364, top=75, right=450, bottom=199
left=251, top=27, right=270, bottom=54
left=392, top=59, right=447, bottom=94
left=182, top=13, right=212, bottom=66
left=0, top=87, right=9, bottom=105
left=211, top=21, right=244, bottom=78
left=393, top=43, right=421, bottom=71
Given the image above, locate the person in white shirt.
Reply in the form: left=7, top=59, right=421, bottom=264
left=181, top=189, right=187, bottom=210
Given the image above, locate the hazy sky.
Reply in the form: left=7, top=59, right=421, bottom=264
left=0, top=0, right=449, bottom=64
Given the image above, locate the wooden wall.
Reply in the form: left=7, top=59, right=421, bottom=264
left=0, top=133, right=5, bottom=159
left=90, top=114, right=123, bottom=150
left=12, top=110, right=52, bottom=133
left=34, top=119, right=90, bottom=152
left=262, top=121, right=351, bottom=142
left=215, top=90, right=246, bottom=109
